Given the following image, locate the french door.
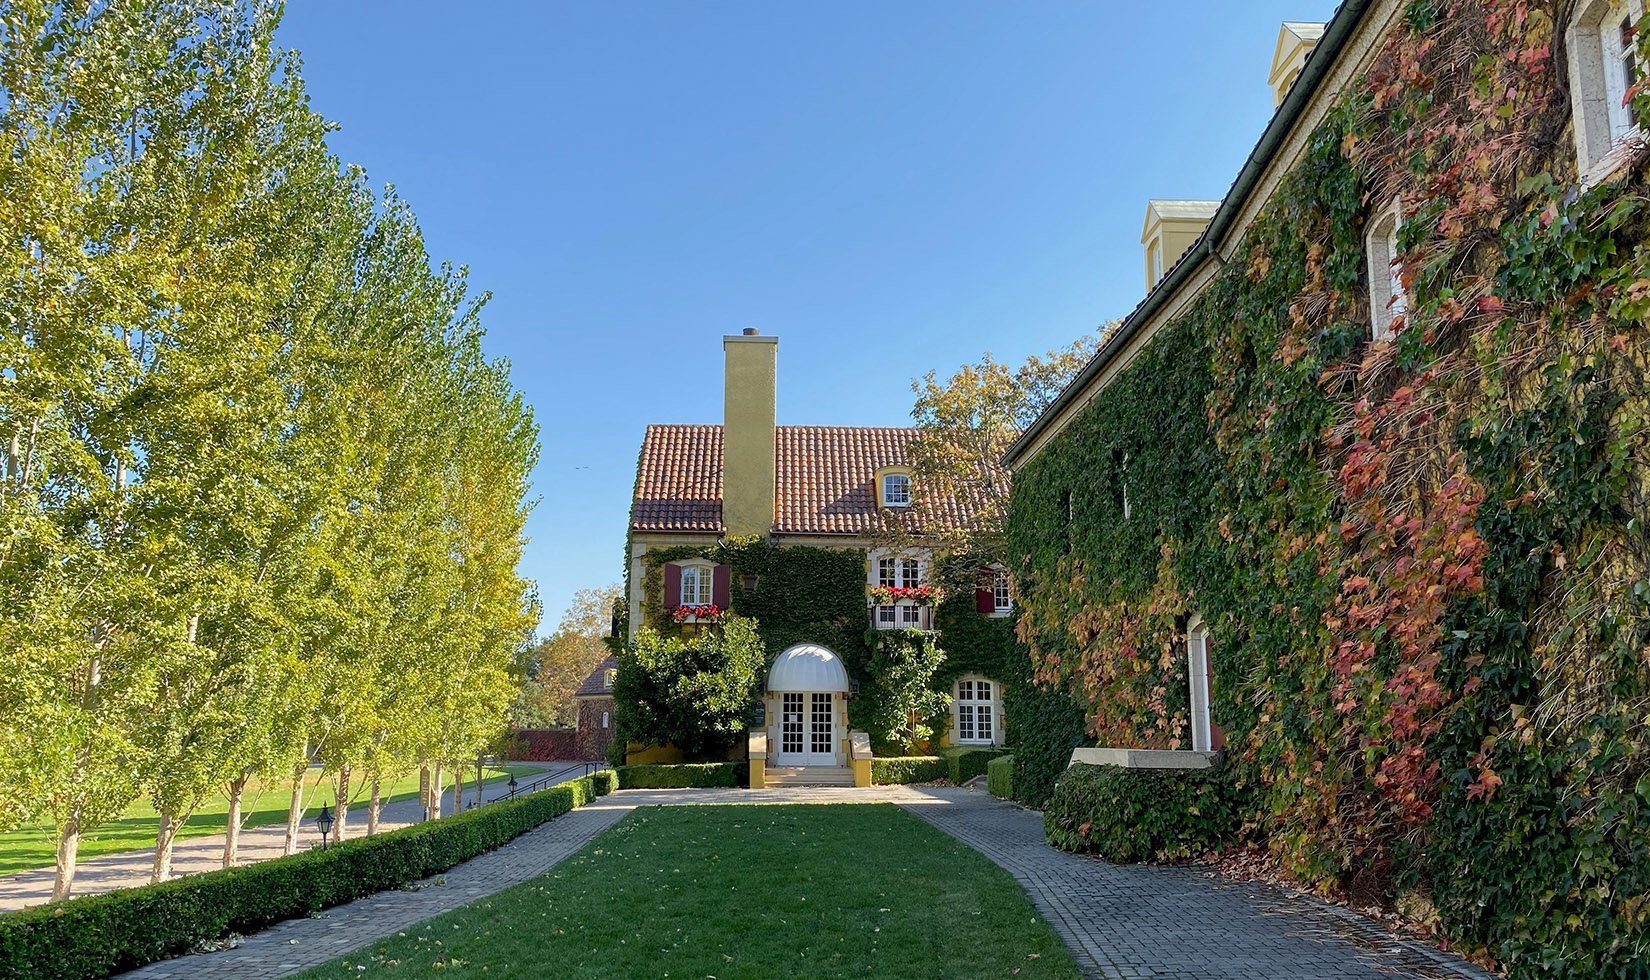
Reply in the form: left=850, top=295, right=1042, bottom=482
left=776, top=692, right=837, bottom=765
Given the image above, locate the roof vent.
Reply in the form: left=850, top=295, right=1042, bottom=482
left=742, top=327, right=760, bottom=336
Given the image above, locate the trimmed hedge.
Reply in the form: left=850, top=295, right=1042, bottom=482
left=870, top=756, right=946, bottom=784
left=592, top=768, right=619, bottom=796
left=939, top=746, right=1008, bottom=785
left=1044, top=763, right=1246, bottom=863
left=0, top=775, right=600, bottom=980
left=616, top=762, right=738, bottom=789
left=987, top=755, right=1014, bottom=799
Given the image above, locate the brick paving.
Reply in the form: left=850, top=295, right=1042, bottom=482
left=110, top=782, right=1493, bottom=980
left=895, top=786, right=1493, bottom=980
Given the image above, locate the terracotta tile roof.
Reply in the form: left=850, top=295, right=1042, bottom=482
left=630, top=424, right=992, bottom=536
left=631, top=424, right=724, bottom=532
left=574, top=655, right=618, bottom=698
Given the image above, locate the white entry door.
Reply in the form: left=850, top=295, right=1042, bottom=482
left=776, top=692, right=837, bottom=766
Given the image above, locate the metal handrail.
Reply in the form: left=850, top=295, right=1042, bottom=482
left=485, top=761, right=604, bottom=805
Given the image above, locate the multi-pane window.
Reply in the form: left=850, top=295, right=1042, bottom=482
left=882, top=473, right=912, bottom=507
left=873, top=553, right=926, bottom=629
left=992, top=569, right=1012, bottom=614
left=679, top=565, right=712, bottom=605
left=878, top=557, right=898, bottom=587
left=1568, top=0, right=1645, bottom=181
left=956, top=679, right=995, bottom=744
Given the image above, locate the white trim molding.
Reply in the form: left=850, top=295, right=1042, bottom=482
left=1567, top=0, right=1646, bottom=185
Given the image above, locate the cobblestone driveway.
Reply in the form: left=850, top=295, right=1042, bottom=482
left=897, top=787, right=1491, bottom=980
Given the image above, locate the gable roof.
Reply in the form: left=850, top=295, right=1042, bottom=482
left=574, top=654, right=618, bottom=698
left=630, top=423, right=991, bottom=537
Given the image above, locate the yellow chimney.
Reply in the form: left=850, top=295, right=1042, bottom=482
left=1142, top=200, right=1219, bottom=290
left=722, top=329, right=777, bottom=537
left=1269, top=22, right=1326, bottom=107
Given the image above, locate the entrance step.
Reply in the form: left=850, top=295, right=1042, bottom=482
left=764, top=766, right=855, bottom=787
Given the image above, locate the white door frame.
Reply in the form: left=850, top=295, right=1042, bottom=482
left=774, top=691, right=837, bottom=766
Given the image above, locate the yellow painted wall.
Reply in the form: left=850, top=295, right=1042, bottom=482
left=722, top=333, right=777, bottom=537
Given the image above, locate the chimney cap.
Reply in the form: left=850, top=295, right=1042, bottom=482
left=742, top=328, right=760, bottom=336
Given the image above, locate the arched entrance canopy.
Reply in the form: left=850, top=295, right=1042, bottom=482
left=767, top=643, right=850, bottom=693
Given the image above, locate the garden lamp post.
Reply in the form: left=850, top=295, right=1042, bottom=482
left=508, top=774, right=518, bottom=798
left=315, top=803, right=334, bottom=850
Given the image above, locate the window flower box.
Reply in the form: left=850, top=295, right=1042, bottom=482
left=671, top=603, right=724, bottom=624
left=867, top=584, right=940, bottom=607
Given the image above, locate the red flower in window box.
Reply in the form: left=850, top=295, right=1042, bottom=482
left=867, top=584, right=941, bottom=606
left=671, top=603, right=723, bottom=624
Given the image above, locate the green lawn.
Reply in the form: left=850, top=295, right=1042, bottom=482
left=300, top=804, right=1081, bottom=980
left=0, top=763, right=548, bottom=876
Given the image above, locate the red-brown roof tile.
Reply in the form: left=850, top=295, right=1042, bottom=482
left=630, top=424, right=990, bottom=536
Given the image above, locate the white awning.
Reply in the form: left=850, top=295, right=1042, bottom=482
left=766, top=643, right=851, bottom=693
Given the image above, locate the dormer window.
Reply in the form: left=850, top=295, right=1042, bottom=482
left=881, top=472, right=912, bottom=508
left=1567, top=0, right=1645, bottom=184
left=1365, top=197, right=1407, bottom=342
left=602, top=668, right=617, bottom=690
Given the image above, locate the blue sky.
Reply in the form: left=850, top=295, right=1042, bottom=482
left=275, top=1, right=1340, bottom=631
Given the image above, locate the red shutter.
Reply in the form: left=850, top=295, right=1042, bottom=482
left=1206, top=636, right=1225, bottom=751
left=712, top=564, right=732, bottom=609
left=975, top=569, right=995, bottom=614
left=663, top=563, right=682, bottom=610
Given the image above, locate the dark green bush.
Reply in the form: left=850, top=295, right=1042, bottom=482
left=1044, top=763, right=1246, bottom=862
left=1004, top=684, right=1088, bottom=807
left=616, top=762, right=738, bottom=789
left=939, top=746, right=1007, bottom=784
left=987, top=755, right=1014, bottom=799
left=870, top=756, right=946, bottom=784
left=591, top=768, right=618, bottom=795
left=0, top=776, right=598, bottom=980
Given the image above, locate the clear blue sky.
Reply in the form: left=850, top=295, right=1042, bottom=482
left=274, top=1, right=1340, bottom=632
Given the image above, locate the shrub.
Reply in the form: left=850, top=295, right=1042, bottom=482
left=614, top=618, right=764, bottom=757
left=0, top=776, right=598, bottom=980
left=1003, top=683, right=1087, bottom=807
left=592, top=768, right=619, bottom=796
left=870, top=756, right=946, bottom=784
left=1044, top=763, right=1246, bottom=863
left=939, top=746, right=1007, bottom=785
left=987, top=755, right=1014, bottom=799
left=616, top=763, right=738, bottom=789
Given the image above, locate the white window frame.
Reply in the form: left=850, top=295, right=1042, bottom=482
left=881, top=472, right=913, bottom=508
left=601, top=711, right=610, bottom=729
left=1187, top=615, right=1213, bottom=753
left=1365, top=196, right=1407, bottom=342
left=677, top=562, right=713, bottom=606
left=1148, top=238, right=1164, bottom=286
left=954, top=676, right=1000, bottom=746
left=1568, top=0, right=1646, bottom=185
left=990, top=567, right=1012, bottom=616
left=869, top=548, right=929, bottom=630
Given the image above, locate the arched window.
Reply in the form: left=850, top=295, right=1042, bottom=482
left=601, top=711, right=610, bottom=729
left=1365, top=197, right=1407, bottom=341
left=955, top=677, right=998, bottom=745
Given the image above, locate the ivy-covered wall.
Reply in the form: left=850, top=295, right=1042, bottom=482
left=1007, top=3, right=1649, bottom=974
left=631, top=539, right=1025, bottom=753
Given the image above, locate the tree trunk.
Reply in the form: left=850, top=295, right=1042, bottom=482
left=367, top=779, right=382, bottom=835
left=431, top=762, right=443, bottom=819
left=223, top=772, right=249, bottom=868
left=333, top=765, right=350, bottom=843
left=453, top=767, right=464, bottom=815
left=283, top=763, right=305, bottom=855
left=52, top=815, right=80, bottom=902
left=151, top=811, right=181, bottom=883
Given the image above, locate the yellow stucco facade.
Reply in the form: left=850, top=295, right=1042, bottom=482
left=721, top=332, right=777, bottom=537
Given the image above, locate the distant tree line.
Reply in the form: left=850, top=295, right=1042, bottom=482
left=0, top=1, right=539, bottom=900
